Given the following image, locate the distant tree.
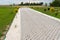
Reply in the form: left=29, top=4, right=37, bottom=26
left=21, top=2, right=23, bottom=5
left=50, top=3, right=53, bottom=6
left=30, top=3, right=33, bottom=5
left=50, top=0, right=60, bottom=7
left=39, top=2, right=43, bottom=5
left=25, top=2, right=29, bottom=5
left=13, top=3, right=15, bottom=6
left=19, top=2, right=43, bottom=6
left=45, top=3, right=47, bottom=6
left=10, top=4, right=12, bottom=6
left=33, top=2, right=36, bottom=5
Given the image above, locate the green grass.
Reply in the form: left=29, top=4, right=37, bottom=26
left=0, top=6, right=17, bottom=37
left=31, top=7, right=60, bottom=19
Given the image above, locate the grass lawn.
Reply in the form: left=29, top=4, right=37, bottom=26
left=0, top=6, right=17, bottom=38
left=31, top=7, right=60, bottom=19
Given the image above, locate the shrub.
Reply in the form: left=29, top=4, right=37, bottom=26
left=13, top=9, right=18, bottom=13
left=48, top=8, right=50, bottom=10
left=15, top=6, right=20, bottom=9
left=50, top=7, right=55, bottom=12
left=44, top=9, right=46, bottom=11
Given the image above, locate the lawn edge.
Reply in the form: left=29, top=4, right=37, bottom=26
left=30, top=8, right=60, bottom=22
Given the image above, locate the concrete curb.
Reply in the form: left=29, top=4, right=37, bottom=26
left=5, top=8, right=21, bottom=40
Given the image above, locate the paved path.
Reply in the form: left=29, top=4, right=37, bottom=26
left=5, top=7, right=60, bottom=40
left=21, top=8, right=60, bottom=40
left=5, top=8, right=21, bottom=40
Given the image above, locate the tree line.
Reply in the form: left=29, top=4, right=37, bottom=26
left=10, top=0, right=60, bottom=7
left=19, top=2, right=43, bottom=6
left=50, top=0, right=60, bottom=7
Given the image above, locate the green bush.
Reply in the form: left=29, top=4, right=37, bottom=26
left=50, top=7, right=55, bottom=12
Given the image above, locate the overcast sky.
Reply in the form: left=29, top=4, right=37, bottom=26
left=0, top=0, right=53, bottom=5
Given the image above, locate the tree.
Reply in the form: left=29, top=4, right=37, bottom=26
left=21, top=2, right=23, bottom=5
left=39, top=2, right=43, bottom=5
left=33, top=2, right=36, bottom=5
left=13, top=3, right=15, bottom=6
left=50, top=0, right=60, bottom=7
left=25, top=2, right=29, bottom=5
left=45, top=3, right=47, bottom=6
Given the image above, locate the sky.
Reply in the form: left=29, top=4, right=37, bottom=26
left=0, top=0, right=53, bottom=5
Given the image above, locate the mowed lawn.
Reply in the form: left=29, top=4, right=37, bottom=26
left=31, top=7, right=60, bottom=19
left=0, top=6, right=16, bottom=37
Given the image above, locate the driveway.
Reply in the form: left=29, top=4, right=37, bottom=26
left=21, top=8, right=60, bottom=40
left=5, top=7, right=60, bottom=40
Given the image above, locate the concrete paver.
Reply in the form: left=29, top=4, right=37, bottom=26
left=21, top=8, right=60, bottom=40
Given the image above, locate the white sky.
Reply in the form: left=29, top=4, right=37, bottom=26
left=0, top=0, right=53, bottom=5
